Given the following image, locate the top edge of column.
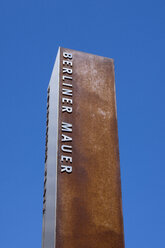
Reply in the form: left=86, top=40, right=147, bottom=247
left=58, top=46, right=114, bottom=62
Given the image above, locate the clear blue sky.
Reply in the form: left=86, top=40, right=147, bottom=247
left=1, top=0, right=165, bottom=247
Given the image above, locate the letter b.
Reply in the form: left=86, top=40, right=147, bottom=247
left=63, top=52, right=72, bottom=59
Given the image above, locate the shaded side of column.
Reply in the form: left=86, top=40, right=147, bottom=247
left=42, top=48, right=60, bottom=248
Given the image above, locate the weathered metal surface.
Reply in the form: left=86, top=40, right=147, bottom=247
left=55, top=48, right=125, bottom=248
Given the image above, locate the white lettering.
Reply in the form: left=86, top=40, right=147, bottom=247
left=62, top=134, right=72, bottom=142
left=62, top=98, right=72, bottom=104
left=63, top=83, right=72, bottom=87
left=62, top=122, right=72, bottom=132
left=61, top=165, right=72, bottom=173
left=61, top=155, right=72, bottom=163
left=62, top=106, right=72, bottom=113
left=63, top=68, right=72, bottom=74
left=62, top=88, right=72, bottom=96
left=62, top=75, right=72, bottom=81
left=63, top=52, right=72, bottom=59
left=63, top=60, right=72, bottom=66
left=61, top=145, right=72, bottom=153
left=61, top=51, right=73, bottom=174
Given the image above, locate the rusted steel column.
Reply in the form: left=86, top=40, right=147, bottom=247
left=42, top=47, right=125, bottom=248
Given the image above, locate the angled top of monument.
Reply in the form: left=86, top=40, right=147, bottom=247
left=42, top=47, right=124, bottom=248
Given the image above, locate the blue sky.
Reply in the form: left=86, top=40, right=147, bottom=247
left=0, top=0, right=165, bottom=247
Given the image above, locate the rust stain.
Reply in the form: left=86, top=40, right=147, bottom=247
left=56, top=48, right=124, bottom=248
